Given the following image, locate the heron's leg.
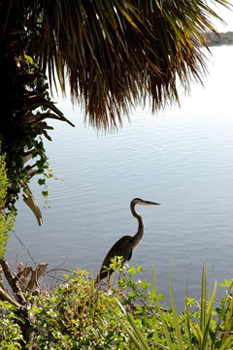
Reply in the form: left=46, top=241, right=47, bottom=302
left=106, top=273, right=111, bottom=291
left=118, top=270, right=122, bottom=285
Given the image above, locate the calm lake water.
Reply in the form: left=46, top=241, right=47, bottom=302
left=6, top=46, right=233, bottom=310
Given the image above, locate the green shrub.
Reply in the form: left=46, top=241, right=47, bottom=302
left=115, top=264, right=233, bottom=350
left=0, top=263, right=232, bottom=349
left=0, top=147, right=14, bottom=258
left=0, top=301, right=24, bottom=349
left=26, top=269, right=134, bottom=349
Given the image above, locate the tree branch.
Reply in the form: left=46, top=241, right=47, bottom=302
left=0, top=285, right=22, bottom=308
left=0, top=258, right=26, bottom=305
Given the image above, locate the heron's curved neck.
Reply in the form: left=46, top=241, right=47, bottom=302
left=131, top=203, right=144, bottom=249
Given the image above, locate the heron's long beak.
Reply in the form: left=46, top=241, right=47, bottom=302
left=144, top=200, right=160, bottom=206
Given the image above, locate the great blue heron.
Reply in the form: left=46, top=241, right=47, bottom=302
left=96, top=198, right=160, bottom=283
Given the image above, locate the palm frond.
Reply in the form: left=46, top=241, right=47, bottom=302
left=13, top=0, right=232, bottom=130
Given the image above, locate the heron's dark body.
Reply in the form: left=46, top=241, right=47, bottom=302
left=97, top=235, right=134, bottom=281
left=95, top=198, right=160, bottom=283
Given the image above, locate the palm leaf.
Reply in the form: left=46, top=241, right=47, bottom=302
left=4, top=0, right=231, bottom=130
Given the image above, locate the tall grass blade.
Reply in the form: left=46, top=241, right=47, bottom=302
left=190, top=322, right=202, bottom=344
left=222, top=288, right=233, bottom=341
left=207, top=260, right=215, bottom=302
left=169, top=260, right=185, bottom=350
left=185, top=301, right=193, bottom=350
left=153, top=265, right=174, bottom=350
left=219, top=337, right=233, bottom=350
left=201, top=264, right=207, bottom=335
left=202, top=280, right=217, bottom=349
left=212, top=281, right=233, bottom=349
left=116, top=300, right=151, bottom=350
left=117, top=316, right=145, bottom=350
left=185, top=258, right=194, bottom=350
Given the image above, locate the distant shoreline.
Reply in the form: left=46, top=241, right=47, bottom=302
left=205, top=31, right=233, bottom=46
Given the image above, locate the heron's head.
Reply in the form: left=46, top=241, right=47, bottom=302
left=131, top=198, right=160, bottom=206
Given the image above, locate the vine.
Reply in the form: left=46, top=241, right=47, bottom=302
left=0, top=49, right=73, bottom=220
left=0, top=146, right=15, bottom=258
left=0, top=3, right=74, bottom=223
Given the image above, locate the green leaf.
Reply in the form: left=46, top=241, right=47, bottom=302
left=42, top=191, right=49, bottom=197
left=32, top=305, right=41, bottom=313
left=38, top=178, right=46, bottom=185
left=137, top=266, right=142, bottom=273
left=129, top=266, right=136, bottom=275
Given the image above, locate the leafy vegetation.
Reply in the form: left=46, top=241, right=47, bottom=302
left=0, top=262, right=232, bottom=349
left=116, top=264, right=233, bottom=350
left=0, top=146, right=14, bottom=258
left=0, top=301, right=24, bottom=349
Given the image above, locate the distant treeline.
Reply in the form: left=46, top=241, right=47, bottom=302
left=205, top=31, right=233, bottom=46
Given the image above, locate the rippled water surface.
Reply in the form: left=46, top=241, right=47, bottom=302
left=7, top=46, right=233, bottom=309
